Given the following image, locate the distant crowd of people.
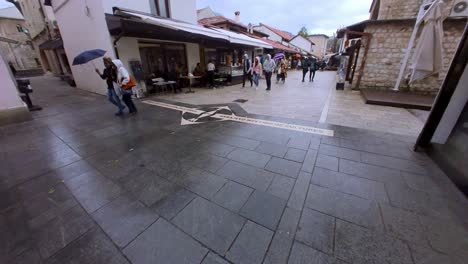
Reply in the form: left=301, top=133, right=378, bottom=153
left=96, top=53, right=325, bottom=116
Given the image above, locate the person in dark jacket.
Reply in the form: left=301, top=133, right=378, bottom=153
left=301, top=56, right=309, bottom=82
left=242, top=54, right=252, bottom=88
left=95, top=57, right=125, bottom=116
left=309, top=57, right=317, bottom=82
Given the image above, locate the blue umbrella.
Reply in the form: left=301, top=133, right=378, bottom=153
left=72, top=49, right=107, bottom=65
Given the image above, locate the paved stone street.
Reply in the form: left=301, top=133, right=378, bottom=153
left=1, top=76, right=467, bottom=264
left=161, top=70, right=427, bottom=136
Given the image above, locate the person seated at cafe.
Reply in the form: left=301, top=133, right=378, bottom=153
left=193, top=62, right=206, bottom=86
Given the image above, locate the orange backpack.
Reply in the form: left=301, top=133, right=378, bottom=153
left=121, top=76, right=136, bottom=90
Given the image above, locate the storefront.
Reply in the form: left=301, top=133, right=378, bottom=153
left=201, top=47, right=253, bottom=85
left=106, top=8, right=272, bottom=93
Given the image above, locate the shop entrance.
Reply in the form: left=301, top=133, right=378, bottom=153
left=139, top=42, right=188, bottom=83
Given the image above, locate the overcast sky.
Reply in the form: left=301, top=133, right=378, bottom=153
left=197, top=0, right=373, bottom=36
left=0, top=0, right=12, bottom=9
left=0, top=0, right=373, bottom=36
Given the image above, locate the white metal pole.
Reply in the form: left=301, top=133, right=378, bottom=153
left=393, top=0, right=440, bottom=91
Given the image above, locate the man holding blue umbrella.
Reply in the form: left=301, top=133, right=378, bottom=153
left=95, top=57, right=125, bottom=116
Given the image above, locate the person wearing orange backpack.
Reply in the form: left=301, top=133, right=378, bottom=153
left=95, top=57, right=125, bottom=116
left=113, top=59, right=138, bottom=115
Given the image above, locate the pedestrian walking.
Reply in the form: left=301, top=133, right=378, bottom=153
left=252, top=56, right=262, bottom=89
left=301, top=56, right=310, bottom=82
left=112, top=59, right=138, bottom=115
left=309, top=57, right=317, bottom=82
left=95, top=57, right=125, bottom=116
left=276, top=59, right=287, bottom=84
left=207, top=60, right=215, bottom=88
left=263, top=54, right=276, bottom=91
left=242, top=54, right=253, bottom=88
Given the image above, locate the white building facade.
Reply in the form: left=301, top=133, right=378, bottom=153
left=289, top=35, right=314, bottom=55
left=50, top=0, right=270, bottom=95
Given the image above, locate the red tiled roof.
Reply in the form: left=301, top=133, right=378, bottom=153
left=261, top=24, right=293, bottom=41
left=199, top=16, right=247, bottom=29
left=252, top=37, right=298, bottom=53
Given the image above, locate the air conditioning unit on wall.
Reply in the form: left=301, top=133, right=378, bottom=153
left=450, top=0, right=468, bottom=18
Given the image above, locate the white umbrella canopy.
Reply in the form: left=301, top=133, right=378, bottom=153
left=409, top=0, right=446, bottom=84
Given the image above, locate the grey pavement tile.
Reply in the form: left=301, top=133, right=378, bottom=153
left=296, top=208, right=335, bottom=254
left=319, top=144, right=361, bottom=162
left=92, top=195, right=159, bottom=248
left=301, top=150, right=318, bottom=173
left=267, top=174, right=296, bottom=200
left=321, top=136, right=341, bottom=147
left=227, top=148, right=271, bottom=168
left=183, top=153, right=228, bottom=174
left=255, top=142, right=289, bottom=158
left=124, top=218, right=208, bottom=264
left=338, top=159, right=403, bottom=183
left=309, top=137, right=321, bottom=150
left=288, top=241, right=346, bottom=264
left=67, top=172, right=123, bottom=213
left=9, top=248, right=42, bottom=264
left=34, top=205, right=95, bottom=259
left=120, top=169, right=178, bottom=207
left=240, top=190, right=287, bottom=230
left=0, top=205, right=36, bottom=259
left=361, top=152, right=427, bottom=174
left=54, top=160, right=96, bottom=181
left=402, top=171, right=445, bottom=196
left=202, top=252, right=229, bottom=264
left=16, top=171, right=64, bottom=199
left=22, top=183, right=78, bottom=229
left=418, top=215, right=468, bottom=255
left=385, top=182, right=457, bottom=221
left=151, top=187, right=196, bottom=220
left=315, top=154, right=339, bottom=171
left=285, top=148, right=307, bottom=163
left=263, top=207, right=301, bottom=263
left=380, top=203, right=428, bottom=246
left=173, top=197, right=245, bottom=255
left=305, top=184, right=382, bottom=229
left=217, top=161, right=275, bottom=191
left=287, top=137, right=310, bottom=150
left=263, top=232, right=293, bottom=264
left=198, top=141, right=236, bottom=157
left=177, top=167, right=227, bottom=199
left=212, top=181, right=253, bottom=212
left=212, top=134, right=261, bottom=150
left=287, top=171, right=312, bottom=211
left=44, top=228, right=129, bottom=264
left=311, top=167, right=389, bottom=202
left=335, top=220, right=414, bottom=264
left=265, top=157, right=302, bottom=179
left=409, top=243, right=467, bottom=264
left=226, top=221, right=273, bottom=264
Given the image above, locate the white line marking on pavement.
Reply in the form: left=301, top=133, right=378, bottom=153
left=143, top=100, right=334, bottom=137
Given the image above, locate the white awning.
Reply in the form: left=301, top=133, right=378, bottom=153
left=211, top=28, right=273, bottom=49
left=116, top=10, right=229, bottom=42
left=114, top=9, right=272, bottom=49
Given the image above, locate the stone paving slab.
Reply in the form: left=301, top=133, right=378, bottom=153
left=0, top=75, right=467, bottom=264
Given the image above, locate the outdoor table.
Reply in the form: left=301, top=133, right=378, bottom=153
left=152, top=80, right=177, bottom=93
left=179, top=75, right=203, bottom=93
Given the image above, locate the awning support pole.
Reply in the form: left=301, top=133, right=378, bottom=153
left=393, top=0, right=440, bottom=91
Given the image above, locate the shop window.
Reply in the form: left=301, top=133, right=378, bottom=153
left=139, top=42, right=187, bottom=82
left=154, top=0, right=170, bottom=18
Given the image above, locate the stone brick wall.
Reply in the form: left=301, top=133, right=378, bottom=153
left=377, top=0, right=456, bottom=20
left=378, top=0, right=423, bottom=20
left=353, top=20, right=465, bottom=94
